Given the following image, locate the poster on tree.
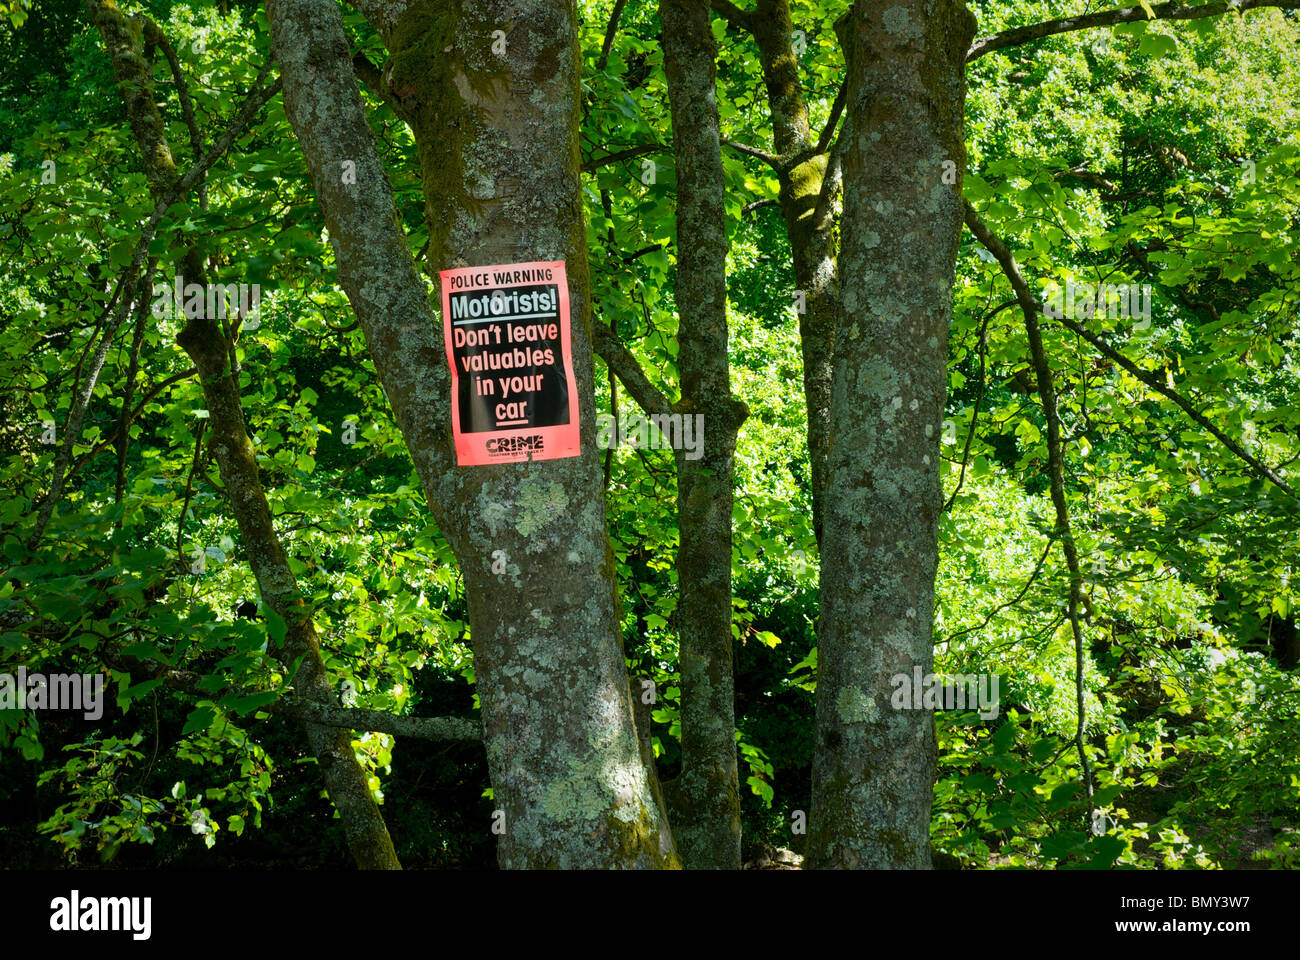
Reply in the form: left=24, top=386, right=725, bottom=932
left=439, top=260, right=581, bottom=465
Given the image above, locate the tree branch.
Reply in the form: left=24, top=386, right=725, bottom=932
left=140, top=17, right=206, bottom=208
left=710, top=0, right=753, bottom=31
left=968, top=0, right=1300, bottom=62
left=591, top=324, right=675, bottom=419
left=67, top=366, right=198, bottom=482
left=814, top=79, right=846, bottom=156
left=942, top=537, right=1054, bottom=646
left=962, top=197, right=1095, bottom=827
left=943, top=301, right=1012, bottom=513
left=721, top=138, right=782, bottom=169
left=621, top=242, right=666, bottom=263
left=582, top=142, right=665, bottom=172
left=114, top=268, right=152, bottom=513
left=113, top=654, right=481, bottom=742
left=810, top=135, right=842, bottom=233
left=175, top=418, right=206, bottom=568
left=347, top=0, right=405, bottom=43
left=276, top=700, right=481, bottom=741
left=961, top=198, right=1296, bottom=500
left=352, top=51, right=414, bottom=123
left=597, top=0, right=629, bottom=71
left=26, top=37, right=277, bottom=548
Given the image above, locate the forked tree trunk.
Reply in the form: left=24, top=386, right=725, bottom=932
left=267, top=0, right=678, bottom=868
left=748, top=0, right=839, bottom=547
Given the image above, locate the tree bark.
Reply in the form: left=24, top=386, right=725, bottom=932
left=807, top=0, right=976, bottom=869
left=744, top=0, right=840, bottom=547
left=268, top=0, right=679, bottom=868
left=659, top=0, right=747, bottom=870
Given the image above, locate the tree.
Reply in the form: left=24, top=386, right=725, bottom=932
left=268, top=0, right=678, bottom=868
left=3, top=0, right=1299, bottom=873
left=805, top=0, right=976, bottom=869
left=656, top=0, right=747, bottom=868
left=81, top=0, right=401, bottom=869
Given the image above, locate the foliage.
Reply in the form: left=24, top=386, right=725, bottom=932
left=0, top=0, right=1297, bottom=868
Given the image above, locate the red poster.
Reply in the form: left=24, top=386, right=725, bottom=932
left=439, top=260, right=581, bottom=465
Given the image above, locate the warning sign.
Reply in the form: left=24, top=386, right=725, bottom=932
left=439, top=260, right=581, bottom=465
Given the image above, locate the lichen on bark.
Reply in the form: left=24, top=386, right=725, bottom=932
left=271, top=0, right=678, bottom=868
left=807, top=0, right=977, bottom=870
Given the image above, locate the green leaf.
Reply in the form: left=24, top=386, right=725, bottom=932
left=227, top=690, right=280, bottom=715
left=182, top=705, right=216, bottom=735
left=1047, top=782, right=1079, bottom=811
left=265, top=610, right=287, bottom=648
left=1138, top=33, right=1176, bottom=57
left=963, top=772, right=998, bottom=793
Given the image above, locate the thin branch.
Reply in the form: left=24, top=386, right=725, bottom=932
left=352, top=51, right=413, bottom=122
left=114, top=266, right=154, bottom=512
left=962, top=198, right=1095, bottom=828
left=27, top=59, right=278, bottom=548
left=1057, top=165, right=1155, bottom=203
left=810, top=137, right=842, bottom=234
left=1058, top=313, right=1294, bottom=497
left=968, top=0, right=1300, bottom=62
left=275, top=700, right=481, bottom=741
left=141, top=17, right=206, bottom=208
left=351, top=50, right=384, bottom=91
left=67, top=366, right=198, bottom=481
left=721, top=138, right=782, bottom=169
left=710, top=0, right=754, bottom=31
left=110, top=652, right=481, bottom=741
left=597, top=0, right=629, bottom=71
left=582, top=142, right=665, bottom=172
left=943, top=538, right=1054, bottom=646
left=1058, top=165, right=1118, bottom=194
left=814, top=80, right=847, bottom=156
left=962, top=200, right=1296, bottom=500
left=943, top=301, right=1012, bottom=513
left=621, top=242, right=666, bottom=263
left=275, top=697, right=483, bottom=738
left=601, top=188, right=619, bottom=490
left=28, top=302, right=133, bottom=548
left=175, top=419, right=207, bottom=567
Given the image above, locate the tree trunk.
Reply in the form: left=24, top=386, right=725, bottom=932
left=747, top=0, right=839, bottom=548
left=267, top=0, right=678, bottom=868
left=807, top=0, right=976, bottom=869
left=175, top=296, right=403, bottom=871
left=86, top=0, right=401, bottom=870
left=659, top=0, right=747, bottom=869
